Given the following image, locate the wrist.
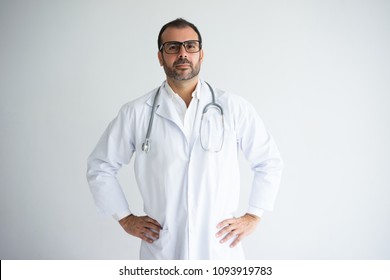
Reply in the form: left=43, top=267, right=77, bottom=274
left=245, top=213, right=260, bottom=221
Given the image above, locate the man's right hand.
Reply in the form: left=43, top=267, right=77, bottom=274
left=118, top=214, right=162, bottom=243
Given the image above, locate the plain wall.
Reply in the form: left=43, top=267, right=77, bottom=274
left=0, top=0, right=389, bottom=259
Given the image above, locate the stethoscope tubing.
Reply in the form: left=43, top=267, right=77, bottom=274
left=142, top=81, right=222, bottom=153
left=141, top=86, right=160, bottom=153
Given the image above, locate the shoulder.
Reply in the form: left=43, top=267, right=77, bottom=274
left=207, top=84, right=262, bottom=128
left=118, top=87, right=157, bottom=114
left=201, top=81, right=249, bottom=105
left=211, top=85, right=256, bottom=112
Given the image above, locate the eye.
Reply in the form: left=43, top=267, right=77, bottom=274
left=186, top=41, right=197, bottom=49
left=167, top=43, right=179, bottom=51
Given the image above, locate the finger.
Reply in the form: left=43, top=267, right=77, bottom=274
left=229, top=234, right=242, bottom=248
left=144, top=221, right=162, bottom=233
left=142, top=228, right=160, bottom=239
left=215, top=223, right=235, bottom=238
left=216, top=218, right=236, bottom=229
left=219, top=230, right=238, bottom=244
left=144, top=216, right=162, bottom=229
left=137, top=232, right=155, bottom=243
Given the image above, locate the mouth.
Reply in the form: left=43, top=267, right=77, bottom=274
left=175, top=63, right=190, bottom=67
left=175, top=64, right=191, bottom=70
left=174, top=59, right=192, bottom=68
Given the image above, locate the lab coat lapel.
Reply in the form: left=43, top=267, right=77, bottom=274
left=146, top=86, right=185, bottom=133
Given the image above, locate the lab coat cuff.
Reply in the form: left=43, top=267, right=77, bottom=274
left=112, top=209, right=132, bottom=221
left=247, top=207, right=265, bottom=218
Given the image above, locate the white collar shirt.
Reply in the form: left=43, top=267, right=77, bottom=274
left=164, top=80, right=202, bottom=141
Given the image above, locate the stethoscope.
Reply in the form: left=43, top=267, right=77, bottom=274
left=142, top=81, right=224, bottom=153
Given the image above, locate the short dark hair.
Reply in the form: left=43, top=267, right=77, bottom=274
left=157, top=18, right=202, bottom=51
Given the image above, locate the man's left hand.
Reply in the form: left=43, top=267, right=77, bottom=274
left=215, top=213, right=260, bottom=248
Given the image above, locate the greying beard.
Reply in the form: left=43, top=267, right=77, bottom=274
left=162, top=58, right=201, bottom=81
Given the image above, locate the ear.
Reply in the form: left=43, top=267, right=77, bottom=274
left=199, top=49, right=204, bottom=63
left=157, top=51, right=163, bottom=66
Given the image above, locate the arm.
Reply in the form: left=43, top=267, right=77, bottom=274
left=86, top=105, right=163, bottom=241
left=216, top=97, right=283, bottom=247
left=86, top=105, right=135, bottom=219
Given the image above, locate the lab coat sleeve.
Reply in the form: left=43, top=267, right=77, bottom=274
left=86, top=104, right=135, bottom=220
left=235, top=98, right=283, bottom=213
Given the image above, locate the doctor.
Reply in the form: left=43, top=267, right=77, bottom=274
left=87, top=18, right=283, bottom=259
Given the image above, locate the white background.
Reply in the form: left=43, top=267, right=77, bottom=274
left=0, top=0, right=389, bottom=259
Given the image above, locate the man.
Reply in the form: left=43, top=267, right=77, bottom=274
left=87, top=18, right=283, bottom=259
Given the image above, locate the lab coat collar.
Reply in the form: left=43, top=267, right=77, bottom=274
left=145, top=81, right=185, bottom=133
left=144, top=80, right=212, bottom=142
left=164, top=80, right=202, bottom=101
left=145, top=79, right=207, bottom=107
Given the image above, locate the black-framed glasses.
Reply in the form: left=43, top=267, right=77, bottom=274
left=160, top=40, right=202, bottom=54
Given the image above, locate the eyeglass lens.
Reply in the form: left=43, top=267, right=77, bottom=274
left=162, top=41, right=200, bottom=54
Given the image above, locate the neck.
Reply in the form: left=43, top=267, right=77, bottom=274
left=167, top=77, right=199, bottom=107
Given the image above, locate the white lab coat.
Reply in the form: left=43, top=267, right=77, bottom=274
left=87, top=80, right=283, bottom=259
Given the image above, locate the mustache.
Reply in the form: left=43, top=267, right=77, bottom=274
left=174, top=58, right=192, bottom=66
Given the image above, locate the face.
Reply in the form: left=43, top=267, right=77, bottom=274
left=158, top=27, right=204, bottom=81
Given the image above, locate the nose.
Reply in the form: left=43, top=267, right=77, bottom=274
left=178, top=44, right=188, bottom=58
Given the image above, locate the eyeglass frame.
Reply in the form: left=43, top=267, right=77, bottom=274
left=159, top=40, right=202, bottom=54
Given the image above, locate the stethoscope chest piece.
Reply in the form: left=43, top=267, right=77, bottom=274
left=142, top=139, right=150, bottom=153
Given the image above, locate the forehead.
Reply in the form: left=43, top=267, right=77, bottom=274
left=161, top=27, right=199, bottom=42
